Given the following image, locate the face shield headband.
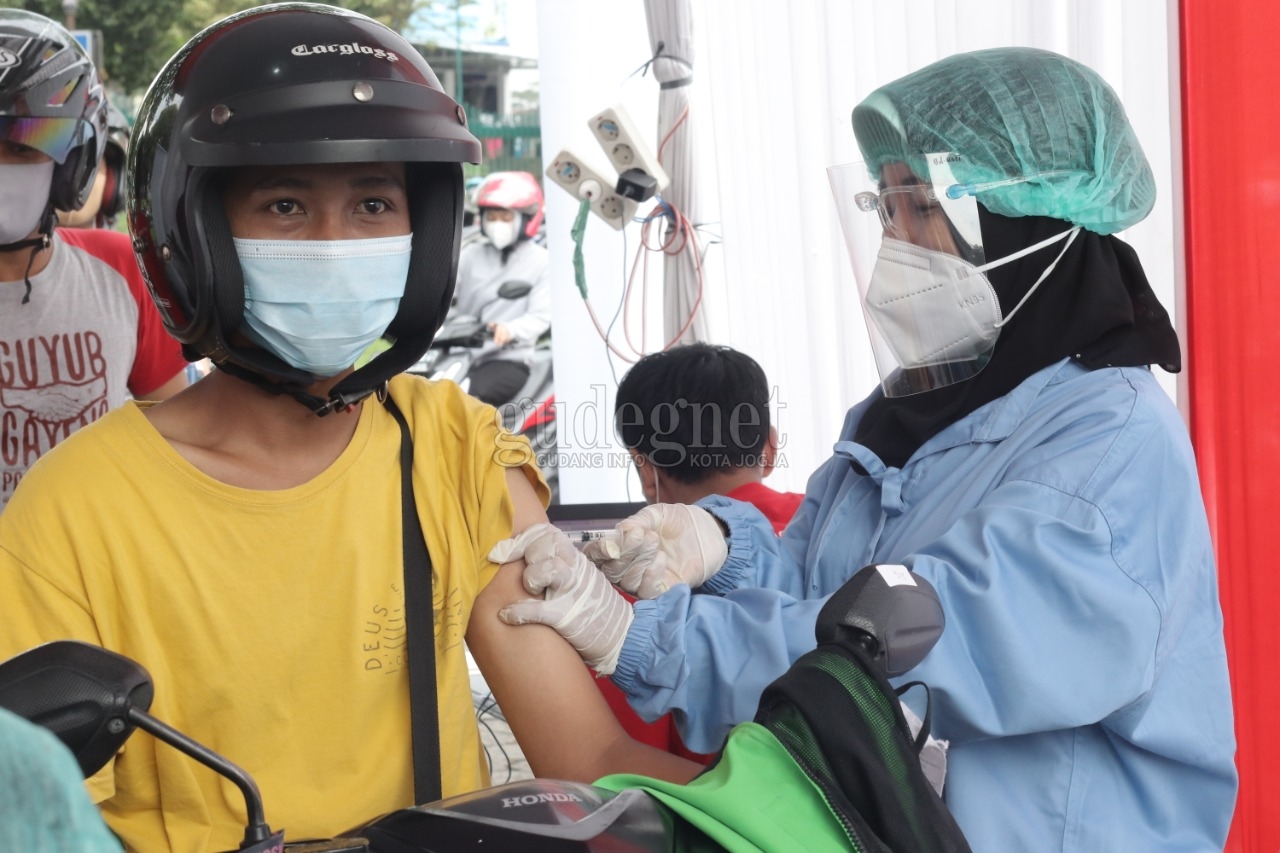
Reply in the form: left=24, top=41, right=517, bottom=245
left=829, top=154, right=1079, bottom=397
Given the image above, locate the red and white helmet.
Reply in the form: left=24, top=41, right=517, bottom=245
left=475, top=171, right=544, bottom=238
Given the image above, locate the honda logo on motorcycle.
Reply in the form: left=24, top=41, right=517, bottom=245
left=500, top=792, right=585, bottom=808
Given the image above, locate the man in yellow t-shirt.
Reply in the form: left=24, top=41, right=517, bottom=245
left=0, top=6, right=700, bottom=851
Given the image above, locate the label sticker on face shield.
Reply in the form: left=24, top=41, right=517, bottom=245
left=925, top=153, right=983, bottom=249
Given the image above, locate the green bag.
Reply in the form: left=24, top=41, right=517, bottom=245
left=596, top=722, right=857, bottom=852
left=597, top=566, right=972, bottom=853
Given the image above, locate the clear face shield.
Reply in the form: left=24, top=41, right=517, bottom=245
left=828, top=154, right=1079, bottom=397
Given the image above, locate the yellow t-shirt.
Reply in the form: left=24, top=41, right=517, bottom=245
left=0, top=374, right=546, bottom=852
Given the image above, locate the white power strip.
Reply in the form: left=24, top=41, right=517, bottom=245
left=545, top=149, right=638, bottom=231
left=588, top=105, right=670, bottom=194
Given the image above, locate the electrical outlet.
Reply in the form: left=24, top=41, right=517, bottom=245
left=598, top=196, right=625, bottom=221
left=587, top=105, right=670, bottom=194
left=545, top=149, right=638, bottom=231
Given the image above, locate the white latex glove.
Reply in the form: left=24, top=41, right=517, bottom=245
left=582, top=504, right=728, bottom=600
left=490, top=523, right=634, bottom=676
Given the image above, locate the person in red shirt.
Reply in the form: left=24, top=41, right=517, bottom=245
left=616, top=343, right=800, bottom=530
left=600, top=342, right=802, bottom=759
left=2, top=11, right=187, bottom=508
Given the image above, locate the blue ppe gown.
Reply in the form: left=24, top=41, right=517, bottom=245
left=612, top=359, right=1237, bottom=852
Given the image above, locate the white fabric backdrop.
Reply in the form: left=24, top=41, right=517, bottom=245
left=536, top=0, right=1180, bottom=501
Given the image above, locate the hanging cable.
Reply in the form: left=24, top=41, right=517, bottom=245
left=571, top=192, right=706, bottom=361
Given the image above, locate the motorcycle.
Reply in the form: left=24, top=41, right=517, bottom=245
left=412, top=279, right=559, bottom=504
left=0, top=566, right=964, bottom=852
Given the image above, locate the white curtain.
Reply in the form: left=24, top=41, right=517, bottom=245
left=532, top=0, right=1178, bottom=503
left=687, top=0, right=1179, bottom=492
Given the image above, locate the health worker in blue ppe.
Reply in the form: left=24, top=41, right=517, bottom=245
left=495, top=47, right=1238, bottom=852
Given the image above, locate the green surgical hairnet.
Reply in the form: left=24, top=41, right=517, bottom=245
left=852, top=47, right=1155, bottom=235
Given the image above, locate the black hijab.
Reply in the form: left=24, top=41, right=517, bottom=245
left=852, top=206, right=1181, bottom=468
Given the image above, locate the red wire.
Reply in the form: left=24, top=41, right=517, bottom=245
left=582, top=194, right=705, bottom=362
left=660, top=209, right=704, bottom=349
left=584, top=299, right=638, bottom=363
left=657, top=105, right=690, bottom=163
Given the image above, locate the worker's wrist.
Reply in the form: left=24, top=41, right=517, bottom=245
left=694, top=498, right=751, bottom=595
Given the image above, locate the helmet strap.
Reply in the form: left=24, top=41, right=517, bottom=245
left=0, top=233, right=49, bottom=255
left=214, top=358, right=385, bottom=416
left=0, top=207, right=55, bottom=305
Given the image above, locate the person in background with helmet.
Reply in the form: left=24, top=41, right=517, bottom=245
left=497, top=48, right=1237, bottom=850
left=53, top=99, right=213, bottom=383
left=453, top=170, right=551, bottom=406
left=0, top=5, right=699, bottom=850
left=56, top=98, right=131, bottom=231
left=0, top=10, right=187, bottom=509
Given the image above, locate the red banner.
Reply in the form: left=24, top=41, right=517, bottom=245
left=1180, top=1, right=1280, bottom=849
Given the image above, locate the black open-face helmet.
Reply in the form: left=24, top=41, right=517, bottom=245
left=127, top=2, right=482, bottom=413
left=0, top=9, right=107, bottom=217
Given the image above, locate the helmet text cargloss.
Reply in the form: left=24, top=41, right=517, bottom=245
left=290, top=42, right=400, bottom=62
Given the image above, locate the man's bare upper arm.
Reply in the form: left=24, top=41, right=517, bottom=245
left=466, top=468, right=699, bottom=783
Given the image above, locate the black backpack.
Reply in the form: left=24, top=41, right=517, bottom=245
left=752, top=564, right=972, bottom=851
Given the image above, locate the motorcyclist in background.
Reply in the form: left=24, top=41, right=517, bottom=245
left=0, top=9, right=187, bottom=509
left=57, top=99, right=130, bottom=230
left=452, top=171, right=551, bottom=406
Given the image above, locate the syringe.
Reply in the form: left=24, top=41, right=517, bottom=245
left=572, top=529, right=619, bottom=543
left=569, top=529, right=621, bottom=558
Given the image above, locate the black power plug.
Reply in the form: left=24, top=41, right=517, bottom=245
left=615, top=168, right=659, bottom=202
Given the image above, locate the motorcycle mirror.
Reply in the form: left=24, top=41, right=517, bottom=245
left=0, top=640, right=285, bottom=852
left=0, top=640, right=153, bottom=777
left=814, top=564, right=945, bottom=676
left=497, top=280, right=533, bottom=300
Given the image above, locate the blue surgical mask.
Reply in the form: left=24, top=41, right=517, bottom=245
left=233, top=234, right=412, bottom=377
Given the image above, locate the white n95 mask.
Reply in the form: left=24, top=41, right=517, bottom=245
left=234, top=234, right=412, bottom=377
left=484, top=218, right=518, bottom=250
left=0, top=162, right=55, bottom=245
left=864, top=226, right=1081, bottom=376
